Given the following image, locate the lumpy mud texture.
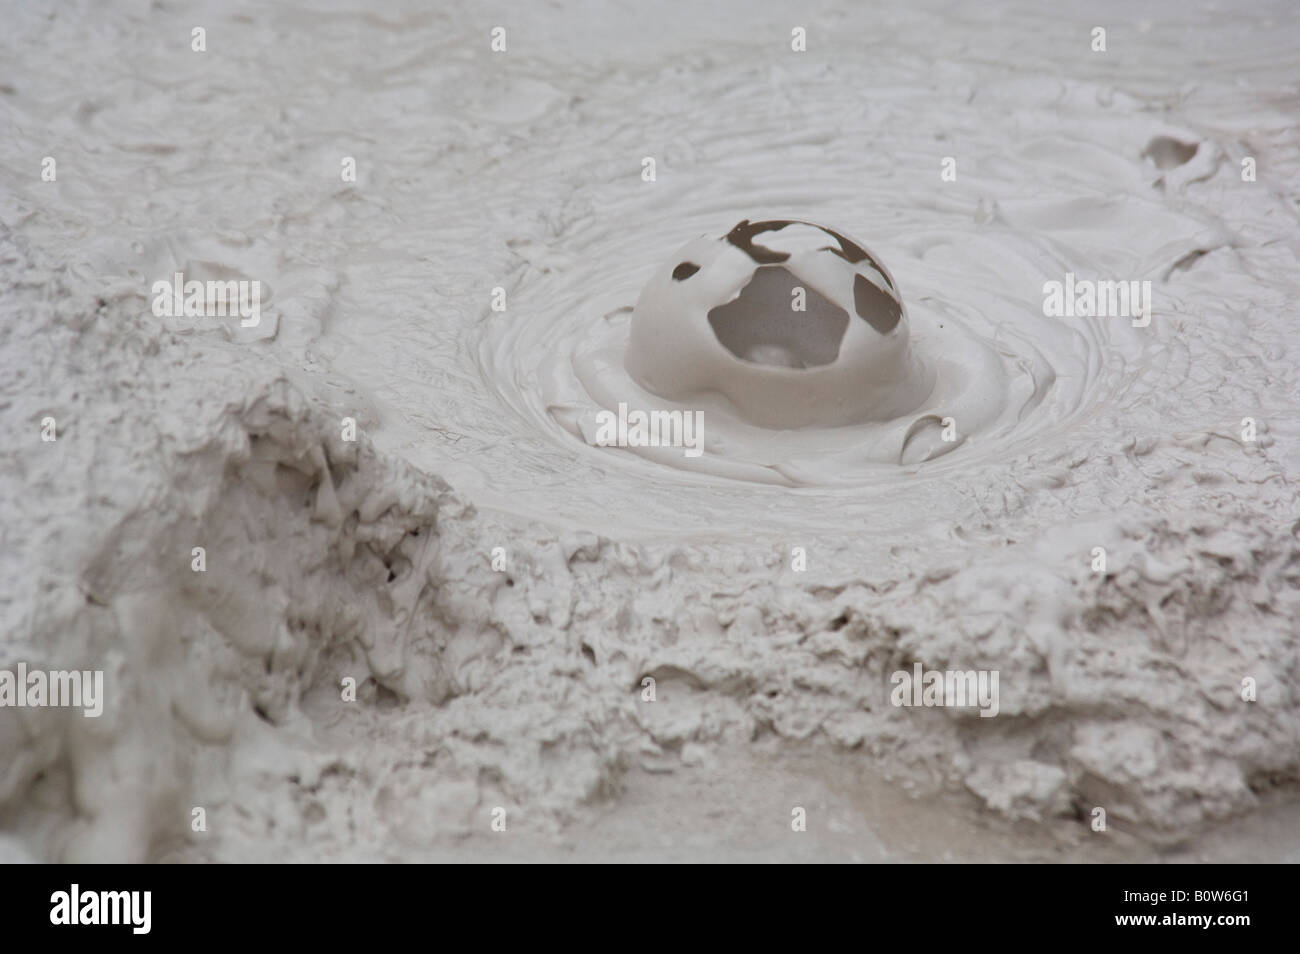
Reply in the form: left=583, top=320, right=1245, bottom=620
left=2, top=0, right=1300, bottom=862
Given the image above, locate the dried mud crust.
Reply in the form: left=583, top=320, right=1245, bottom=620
left=2, top=225, right=1297, bottom=859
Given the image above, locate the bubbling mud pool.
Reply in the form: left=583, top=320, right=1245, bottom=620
left=507, top=214, right=1097, bottom=483
left=475, top=192, right=1135, bottom=532
left=3, top=0, right=1300, bottom=863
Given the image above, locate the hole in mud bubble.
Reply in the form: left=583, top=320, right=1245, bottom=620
left=1142, top=135, right=1198, bottom=170
left=854, top=273, right=902, bottom=334
left=829, top=611, right=850, bottom=631
left=707, top=266, right=849, bottom=369
left=581, top=643, right=596, bottom=666
left=671, top=261, right=700, bottom=281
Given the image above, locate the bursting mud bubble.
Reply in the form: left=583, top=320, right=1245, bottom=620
left=623, top=219, right=933, bottom=433
left=1, top=0, right=1300, bottom=862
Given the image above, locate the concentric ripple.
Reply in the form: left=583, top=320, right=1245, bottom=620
left=473, top=166, right=1157, bottom=542
left=482, top=213, right=1129, bottom=488
left=293, top=0, right=1293, bottom=539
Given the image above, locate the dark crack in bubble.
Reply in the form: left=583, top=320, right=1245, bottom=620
left=724, top=218, right=898, bottom=293
left=854, top=273, right=902, bottom=334
left=723, top=219, right=793, bottom=264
